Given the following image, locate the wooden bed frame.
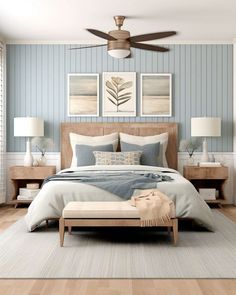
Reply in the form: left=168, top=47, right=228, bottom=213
left=60, top=122, right=178, bottom=170
left=58, top=123, right=179, bottom=245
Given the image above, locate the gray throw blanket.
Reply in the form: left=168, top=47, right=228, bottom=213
left=43, top=172, right=173, bottom=200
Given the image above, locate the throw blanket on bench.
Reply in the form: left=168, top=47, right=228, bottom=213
left=43, top=172, right=173, bottom=200
left=130, top=189, right=174, bottom=226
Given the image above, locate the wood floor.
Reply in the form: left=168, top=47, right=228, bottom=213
left=0, top=205, right=236, bottom=295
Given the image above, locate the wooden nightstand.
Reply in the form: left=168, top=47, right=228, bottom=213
left=9, top=166, right=56, bottom=207
left=183, top=165, right=228, bottom=206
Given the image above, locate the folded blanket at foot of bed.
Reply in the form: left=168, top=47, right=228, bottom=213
left=130, top=189, right=175, bottom=226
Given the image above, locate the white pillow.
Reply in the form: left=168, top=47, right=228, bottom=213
left=119, top=132, right=169, bottom=167
left=69, top=132, right=118, bottom=167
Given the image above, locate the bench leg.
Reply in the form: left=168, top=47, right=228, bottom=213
left=59, top=217, right=65, bottom=247
left=172, top=219, right=178, bottom=246
left=68, top=226, right=72, bottom=234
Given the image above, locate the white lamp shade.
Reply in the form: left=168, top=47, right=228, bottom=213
left=191, top=117, right=221, bottom=137
left=14, top=117, right=44, bottom=137
left=108, top=49, right=130, bottom=58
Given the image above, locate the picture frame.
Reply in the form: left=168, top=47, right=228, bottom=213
left=103, top=72, right=136, bottom=117
left=67, top=74, right=99, bottom=117
left=140, top=73, right=172, bottom=117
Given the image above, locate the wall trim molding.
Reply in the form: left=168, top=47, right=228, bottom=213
left=6, top=152, right=61, bottom=170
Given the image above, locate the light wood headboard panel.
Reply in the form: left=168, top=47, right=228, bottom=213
left=61, top=122, right=178, bottom=170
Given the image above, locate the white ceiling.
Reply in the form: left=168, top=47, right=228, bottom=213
left=0, top=0, right=236, bottom=43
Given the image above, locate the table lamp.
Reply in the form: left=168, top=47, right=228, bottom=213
left=191, top=117, right=221, bottom=162
left=14, top=117, right=44, bottom=166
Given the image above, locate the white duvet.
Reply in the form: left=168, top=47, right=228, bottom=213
left=25, top=165, right=214, bottom=231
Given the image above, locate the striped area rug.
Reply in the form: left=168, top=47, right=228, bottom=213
left=0, top=210, right=236, bottom=278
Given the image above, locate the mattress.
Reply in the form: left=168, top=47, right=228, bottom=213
left=25, top=165, right=214, bottom=231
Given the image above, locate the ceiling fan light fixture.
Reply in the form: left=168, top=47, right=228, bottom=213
left=108, top=49, right=130, bottom=58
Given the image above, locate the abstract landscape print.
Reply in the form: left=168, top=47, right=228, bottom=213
left=68, top=74, right=99, bottom=116
left=141, top=74, right=172, bottom=117
left=103, top=72, right=136, bottom=117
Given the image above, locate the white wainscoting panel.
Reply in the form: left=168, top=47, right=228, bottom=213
left=5, top=152, right=236, bottom=204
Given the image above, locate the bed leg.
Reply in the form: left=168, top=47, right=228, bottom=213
left=45, top=220, right=49, bottom=228
left=68, top=226, right=72, bottom=234
left=59, top=217, right=65, bottom=247
left=172, top=219, right=178, bottom=246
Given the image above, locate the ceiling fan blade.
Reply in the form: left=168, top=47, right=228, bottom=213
left=130, top=42, right=169, bottom=52
left=129, top=31, right=176, bottom=42
left=86, top=28, right=117, bottom=41
left=69, top=44, right=107, bottom=50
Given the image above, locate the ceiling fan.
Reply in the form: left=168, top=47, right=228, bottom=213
left=70, top=16, right=177, bottom=58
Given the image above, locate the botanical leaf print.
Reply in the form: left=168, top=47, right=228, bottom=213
left=106, top=81, right=116, bottom=92
left=111, top=77, right=124, bottom=85
left=106, top=76, right=133, bottom=112
left=106, top=89, right=117, bottom=99
left=118, top=81, right=133, bottom=92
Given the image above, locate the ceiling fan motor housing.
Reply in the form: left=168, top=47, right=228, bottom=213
left=108, top=30, right=130, bottom=51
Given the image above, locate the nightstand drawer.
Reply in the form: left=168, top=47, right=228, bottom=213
left=205, top=167, right=228, bottom=179
left=10, top=166, right=56, bottom=179
left=183, top=166, right=228, bottom=180
left=183, top=167, right=207, bottom=179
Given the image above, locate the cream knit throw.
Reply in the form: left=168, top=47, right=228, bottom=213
left=130, top=189, right=174, bottom=226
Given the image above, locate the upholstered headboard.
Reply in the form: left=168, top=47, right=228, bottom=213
left=60, top=122, right=178, bottom=170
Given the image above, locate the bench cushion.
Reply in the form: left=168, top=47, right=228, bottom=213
left=62, top=201, right=175, bottom=219
left=63, top=201, right=139, bottom=219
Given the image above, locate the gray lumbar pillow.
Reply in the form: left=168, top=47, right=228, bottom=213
left=121, top=141, right=161, bottom=166
left=75, top=144, right=114, bottom=166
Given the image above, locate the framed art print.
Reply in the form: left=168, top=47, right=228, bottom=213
left=68, top=74, right=99, bottom=116
left=140, top=73, right=172, bottom=117
left=103, top=72, right=136, bottom=117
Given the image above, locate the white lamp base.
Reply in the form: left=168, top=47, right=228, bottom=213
left=201, top=138, right=209, bottom=162
left=24, top=138, right=33, bottom=167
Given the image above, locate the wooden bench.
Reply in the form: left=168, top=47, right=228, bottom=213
left=59, top=201, right=178, bottom=247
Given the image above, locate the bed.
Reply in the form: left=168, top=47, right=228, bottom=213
left=25, top=122, right=214, bottom=231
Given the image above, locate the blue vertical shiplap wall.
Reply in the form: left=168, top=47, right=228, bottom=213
left=6, top=44, right=233, bottom=152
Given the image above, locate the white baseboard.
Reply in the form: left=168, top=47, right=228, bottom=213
left=5, top=152, right=236, bottom=204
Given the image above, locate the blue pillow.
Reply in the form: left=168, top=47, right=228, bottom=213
left=75, top=144, right=114, bottom=166
left=121, top=141, right=161, bottom=166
